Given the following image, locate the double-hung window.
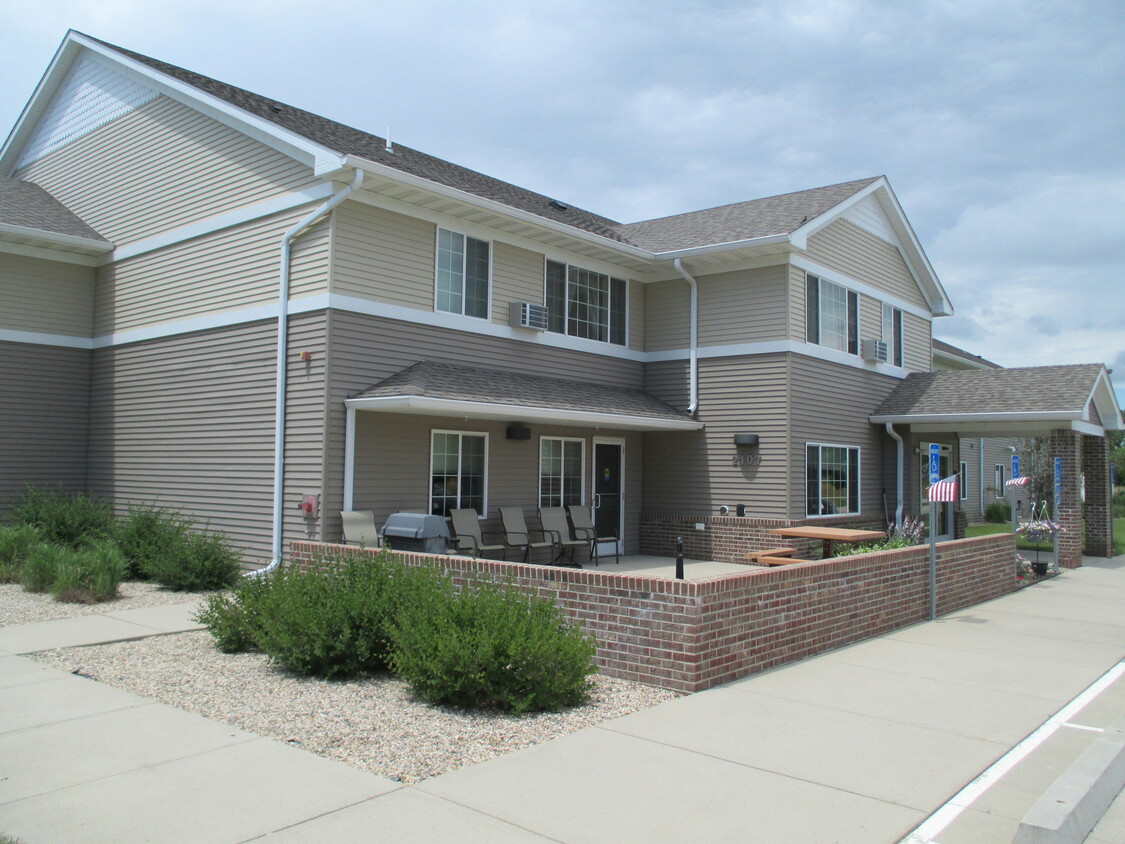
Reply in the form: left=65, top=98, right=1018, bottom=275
left=545, top=259, right=626, bottom=345
left=539, top=437, right=584, bottom=507
left=882, top=303, right=904, bottom=367
left=436, top=229, right=490, bottom=318
left=959, top=460, right=968, bottom=501
left=430, top=431, right=487, bottom=517
left=806, top=274, right=858, bottom=355
left=994, top=464, right=1006, bottom=498
left=806, top=443, right=860, bottom=516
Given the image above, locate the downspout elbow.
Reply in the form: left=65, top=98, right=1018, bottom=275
left=673, top=258, right=699, bottom=415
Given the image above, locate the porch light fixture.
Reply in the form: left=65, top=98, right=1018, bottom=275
left=733, top=433, right=759, bottom=447
left=506, top=425, right=531, bottom=440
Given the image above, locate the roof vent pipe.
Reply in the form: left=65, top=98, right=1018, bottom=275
left=673, top=258, right=699, bottom=415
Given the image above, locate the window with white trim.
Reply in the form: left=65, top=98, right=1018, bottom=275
left=430, top=431, right=487, bottom=517
left=545, top=259, right=627, bottom=345
left=959, top=460, right=968, bottom=501
left=994, top=464, right=1006, bottom=498
left=881, top=302, right=904, bottom=367
left=806, top=443, right=860, bottom=516
left=806, top=274, right=858, bottom=354
left=436, top=229, right=490, bottom=318
left=539, top=437, right=584, bottom=507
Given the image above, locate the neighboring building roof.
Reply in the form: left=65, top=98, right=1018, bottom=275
left=614, top=178, right=881, bottom=252
left=0, top=175, right=108, bottom=242
left=931, top=339, right=1002, bottom=370
left=347, top=361, right=702, bottom=431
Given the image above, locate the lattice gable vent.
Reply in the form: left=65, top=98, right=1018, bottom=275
left=842, top=194, right=899, bottom=246
left=16, top=54, right=159, bottom=169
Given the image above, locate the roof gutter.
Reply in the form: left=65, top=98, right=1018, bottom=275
left=673, top=258, right=699, bottom=415
left=255, top=168, right=364, bottom=577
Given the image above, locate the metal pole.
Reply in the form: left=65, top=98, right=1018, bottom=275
left=675, top=536, right=684, bottom=580
left=928, top=501, right=937, bottom=620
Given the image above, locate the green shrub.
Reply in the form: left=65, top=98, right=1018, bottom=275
left=115, top=506, right=191, bottom=580
left=984, top=501, right=1011, bottom=523
left=0, top=524, right=40, bottom=583
left=390, top=577, right=596, bottom=715
left=194, top=574, right=273, bottom=653
left=142, top=529, right=241, bottom=591
left=10, top=486, right=114, bottom=548
left=51, top=539, right=127, bottom=603
left=21, top=543, right=71, bottom=593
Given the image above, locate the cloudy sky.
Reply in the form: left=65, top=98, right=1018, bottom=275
left=2, top=0, right=1123, bottom=404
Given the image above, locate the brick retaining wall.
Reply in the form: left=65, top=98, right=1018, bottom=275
left=290, top=533, right=1017, bottom=693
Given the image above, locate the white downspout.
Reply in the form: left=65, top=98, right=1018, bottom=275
left=885, top=422, right=904, bottom=529
left=254, top=168, right=365, bottom=577
left=978, top=437, right=985, bottom=517
left=672, top=258, right=699, bottom=414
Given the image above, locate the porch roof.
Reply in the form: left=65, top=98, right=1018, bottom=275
left=870, top=363, right=1123, bottom=436
left=346, top=360, right=704, bottom=432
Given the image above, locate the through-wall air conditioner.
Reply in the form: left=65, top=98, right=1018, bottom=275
left=511, top=301, right=549, bottom=331
left=862, top=339, right=889, bottom=363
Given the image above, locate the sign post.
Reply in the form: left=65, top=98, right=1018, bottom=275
left=1009, top=453, right=1020, bottom=535
left=928, top=443, right=940, bottom=620
left=1053, top=457, right=1062, bottom=572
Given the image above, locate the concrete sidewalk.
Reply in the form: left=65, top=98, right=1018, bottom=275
left=1, top=559, right=1123, bottom=843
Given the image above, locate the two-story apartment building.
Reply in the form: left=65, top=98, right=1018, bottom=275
left=2, top=31, right=1118, bottom=568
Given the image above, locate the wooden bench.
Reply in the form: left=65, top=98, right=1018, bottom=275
left=746, top=547, right=798, bottom=563
left=754, top=555, right=812, bottom=567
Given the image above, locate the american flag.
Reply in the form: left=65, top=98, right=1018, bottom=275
left=928, top=474, right=959, bottom=502
left=1005, top=476, right=1031, bottom=488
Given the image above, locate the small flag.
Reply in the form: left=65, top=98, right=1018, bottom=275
left=928, top=474, right=959, bottom=503
left=1005, top=476, right=1031, bottom=488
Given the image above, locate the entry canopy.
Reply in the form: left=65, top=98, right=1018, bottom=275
left=347, top=360, right=704, bottom=432
left=870, top=364, right=1123, bottom=437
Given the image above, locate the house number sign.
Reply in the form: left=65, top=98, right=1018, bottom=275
left=731, top=454, right=762, bottom=467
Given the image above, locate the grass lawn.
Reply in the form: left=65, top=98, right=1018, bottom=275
left=967, top=518, right=1125, bottom=555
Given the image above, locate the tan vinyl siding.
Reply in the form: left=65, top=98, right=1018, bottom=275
left=787, top=264, right=806, bottom=341
left=643, top=359, right=691, bottom=410
left=698, top=265, right=789, bottom=347
left=87, top=315, right=328, bottom=565
left=902, top=312, right=931, bottom=372
left=0, top=341, right=90, bottom=511
left=644, top=354, right=790, bottom=517
left=643, top=279, right=690, bottom=352
left=628, top=279, right=644, bottom=350
left=16, top=96, right=315, bottom=246
left=94, top=208, right=329, bottom=335
left=331, top=202, right=434, bottom=309
left=492, top=241, right=545, bottom=324
left=0, top=254, right=95, bottom=337
left=806, top=220, right=928, bottom=308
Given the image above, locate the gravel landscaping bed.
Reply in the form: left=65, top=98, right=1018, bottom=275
left=0, top=581, right=211, bottom=626
left=31, top=630, right=681, bottom=783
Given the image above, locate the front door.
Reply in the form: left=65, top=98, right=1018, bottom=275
left=593, top=438, right=624, bottom=556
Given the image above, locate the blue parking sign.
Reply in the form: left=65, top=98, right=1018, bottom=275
left=1011, top=454, right=1019, bottom=480
left=929, top=442, right=940, bottom=484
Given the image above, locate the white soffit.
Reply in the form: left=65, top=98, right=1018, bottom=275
left=843, top=194, right=899, bottom=246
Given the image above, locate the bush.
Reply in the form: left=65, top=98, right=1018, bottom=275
left=20, top=543, right=72, bottom=593
left=194, top=574, right=273, bottom=653
left=984, top=501, right=1011, bottom=523
left=51, top=539, right=127, bottom=603
left=390, top=577, right=596, bottom=715
left=10, top=486, right=114, bottom=548
left=0, top=524, right=40, bottom=583
left=142, top=529, right=241, bottom=591
left=115, top=506, right=191, bottom=580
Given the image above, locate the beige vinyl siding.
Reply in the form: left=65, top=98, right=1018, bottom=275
left=902, top=312, right=931, bottom=372
left=331, top=202, right=434, bottom=309
left=643, top=359, right=691, bottom=410
left=788, top=356, right=901, bottom=520
left=16, top=96, right=315, bottom=246
left=697, top=265, right=789, bottom=347
left=0, top=254, right=95, bottom=337
left=628, top=280, right=644, bottom=350
left=806, top=220, right=928, bottom=308
left=94, top=208, right=329, bottom=335
left=87, top=315, right=328, bottom=565
left=0, top=341, right=90, bottom=511
left=492, top=241, right=546, bottom=324
left=643, top=354, right=790, bottom=517
left=643, top=279, right=690, bottom=352
left=787, top=264, right=807, bottom=341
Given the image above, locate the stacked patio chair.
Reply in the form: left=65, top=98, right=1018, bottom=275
left=568, top=505, right=619, bottom=566
left=537, top=506, right=586, bottom=567
left=498, top=506, right=558, bottom=564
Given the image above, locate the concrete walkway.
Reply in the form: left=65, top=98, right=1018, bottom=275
left=2, top=558, right=1123, bottom=843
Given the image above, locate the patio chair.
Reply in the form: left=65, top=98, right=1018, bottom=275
left=499, top=506, right=557, bottom=564
left=568, top=505, right=619, bottom=566
left=340, top=510, right=379, bottom=546
left=449, top=508, right=506, bottom=560
left=538, top=506, right=585, bottom=567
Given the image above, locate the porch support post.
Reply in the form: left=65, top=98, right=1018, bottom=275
left=1049, top=429, right=1083, bottom=568
left=343, top=405, right=356, bottom=511
left=1081, top=433, right=1113, bottom=557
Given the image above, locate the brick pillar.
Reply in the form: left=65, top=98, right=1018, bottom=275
left=1050, top=430, right=1083, bottom=568
left=1082, top=434, right=1113, bottom=557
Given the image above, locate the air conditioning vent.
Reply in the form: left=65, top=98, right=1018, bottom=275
left=511, top=301, right=549, bottom=331
left=863, top=339, right=889, bottom=363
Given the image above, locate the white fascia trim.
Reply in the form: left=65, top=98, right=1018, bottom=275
left=90, top=303, right=280, bottom=349
left=0, top=239, right=102, bottom=266
left=646, top=337, right=909, bottom=376
left=870, top=410, right=1084, bottom=425
left=0, top=223, right=111, bottom=253
left=344, top=154, right=654, bottom=262
left=345, top=395, right=703, bottom=432
left=1087, top=368, right=1124, bottom=430
left=0, top=35, right=79, bottom=172
left=107, top=183, right=335, bottom=264
left=651, top=233, right=793, bottom=260
left=791, top=178, right=885, bottom=245
left=0, top=329, right=92, bottom=349
left=790, top=254, right=933, bottom=321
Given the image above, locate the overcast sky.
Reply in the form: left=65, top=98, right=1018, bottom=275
left=2, top=0, right=1122, bottom=405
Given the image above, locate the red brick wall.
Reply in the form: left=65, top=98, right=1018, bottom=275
left=290, top=533, right=1017, bottom=693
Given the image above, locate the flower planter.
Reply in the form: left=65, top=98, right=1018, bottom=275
left=1032, top=561, right=1049, bottom=576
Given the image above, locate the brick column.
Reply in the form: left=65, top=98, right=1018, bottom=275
left=1082, top=434, right=1113, bottom=557
left=1049, top=430, right=1083, bottom=568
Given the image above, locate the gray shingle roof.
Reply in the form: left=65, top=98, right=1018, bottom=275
left=872, top=364, right=1106, bottom=418
left=612, top=177, right=881, bottom=252
left=352, top=360, right=694, bottom=423
left=0, top=176, right=109, bottom=242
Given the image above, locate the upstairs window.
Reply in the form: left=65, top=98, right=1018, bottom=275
left=882, top=303, right=904, bottom=367
left=436, top=229, right=490, bottom=318
left=806, top=274, right=858, bottom=355
left=545, top=259, right=627, bottom=345
left=806, top=443, right=860, bottom=516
